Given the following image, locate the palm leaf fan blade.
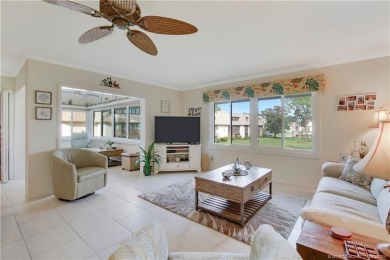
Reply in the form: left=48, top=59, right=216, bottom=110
left=127, top=30, right=157, bottom=56
left=78, top=26, right=113, bottom=44
left=138, top=16, right=198, bottom=35
left=42, top=0, right=97, bottom=15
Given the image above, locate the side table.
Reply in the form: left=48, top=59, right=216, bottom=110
left=296, top=221, right=384, bottom=260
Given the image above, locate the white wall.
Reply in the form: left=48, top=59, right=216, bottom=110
left=182, top=57, right=390, bottom=191
left=19, top=59, right=183, bottom=199
left=14, top=86, right=26, bottom=179
left=1, top=76, right=15, bottom=91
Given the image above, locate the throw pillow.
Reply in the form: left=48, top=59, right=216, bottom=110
left=339, top=156, right=372, bottom=190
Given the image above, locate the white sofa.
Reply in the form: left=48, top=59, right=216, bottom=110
left=300, top=162, right=390, bottom=241
left=109, top=222, right=302, bottom=260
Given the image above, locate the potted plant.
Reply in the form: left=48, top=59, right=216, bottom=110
left=136, top=142, right=161, bottom=176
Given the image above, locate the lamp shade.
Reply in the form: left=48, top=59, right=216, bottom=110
left=369, top=108, right=389, bottom=128
left=354, top=120, right=390, bottom=179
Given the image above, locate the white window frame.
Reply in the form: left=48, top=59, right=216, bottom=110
left=209, top=92, right=321, bottom=159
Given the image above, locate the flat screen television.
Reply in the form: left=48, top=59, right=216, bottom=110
left=155, top=116, right=200, bottom=144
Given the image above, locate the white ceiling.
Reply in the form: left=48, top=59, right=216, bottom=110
left=1, top=1, right=389, bottom=90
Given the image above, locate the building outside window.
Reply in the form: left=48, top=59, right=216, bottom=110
left=128, top=106, right=140, bottom=140
left=61, top=110, right=87, bottom=137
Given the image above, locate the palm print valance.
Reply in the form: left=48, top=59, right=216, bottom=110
left=202, top=74, right=326, bottom=103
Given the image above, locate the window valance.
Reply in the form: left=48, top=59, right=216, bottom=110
left=202, top=74, right=326, bottom=103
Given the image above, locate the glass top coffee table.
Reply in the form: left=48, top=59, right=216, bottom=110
left=194, top=164, right=272, bottom=227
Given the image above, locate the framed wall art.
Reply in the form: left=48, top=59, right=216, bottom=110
left=337, top=93, right=376, bottom=112
left=35, top=91, right=52, bottom=105
left=36, top=107, right=52, bottom=120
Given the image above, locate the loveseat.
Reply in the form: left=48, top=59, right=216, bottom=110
left=52, top=148, right=108, bottom=200
left=300, top=161, right=390, bottom=241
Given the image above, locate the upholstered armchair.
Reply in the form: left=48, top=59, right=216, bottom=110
left=52, top=148, right=108, bottom=200
left=109, top=222, right=302, bottom=260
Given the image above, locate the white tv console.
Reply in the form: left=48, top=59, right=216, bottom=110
left=154, top=144, right=201, bottom=173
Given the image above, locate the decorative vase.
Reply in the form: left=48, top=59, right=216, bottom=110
left=243, top=160, right=253, bottom=170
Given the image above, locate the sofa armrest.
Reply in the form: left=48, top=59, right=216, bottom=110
left=322, top=162, right=345, bottom=178
left=300, top=207, right=390, bottom=241
left=83, top=150, right=108, bottom=169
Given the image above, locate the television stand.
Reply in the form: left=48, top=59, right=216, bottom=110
left=154, top=144, right=201, bottom=173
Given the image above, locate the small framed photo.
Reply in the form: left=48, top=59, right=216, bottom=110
left=161, top=100, right=171, bottom=113
left=356, top=104, right=366, bottom=110
left=366, top=101, right=375, bottom=110
left=365, top=93, right=376, bottom=101
left=356, top=95, right=365, bottom=105
left=337, top=105, right=347, bottom=111
left=346, top=95, right=356, bottom=102
left=35, top=91, right=52, bottom=105
left=36, top=107, right=52, bottom=120
left=338, top=96, right=346, bottom=106
left=347, top=101, right=355, bottom=111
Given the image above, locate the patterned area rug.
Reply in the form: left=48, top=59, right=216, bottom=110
left=139, top=179, right=306, bottom=244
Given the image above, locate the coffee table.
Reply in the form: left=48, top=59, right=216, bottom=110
left=195, top=164, right=272, bottom=227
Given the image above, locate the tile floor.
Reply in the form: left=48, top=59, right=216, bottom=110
left=1, top=166, right=313, bottom=259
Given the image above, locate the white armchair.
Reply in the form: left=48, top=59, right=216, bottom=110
left=109, top=222, right=302, bottom=260
left=52, top=148, right=108, bottom=200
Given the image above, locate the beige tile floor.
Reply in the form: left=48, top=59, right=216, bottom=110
left=1, top=166, right=313, bottom=259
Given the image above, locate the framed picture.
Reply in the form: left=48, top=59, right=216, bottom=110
left=35, top=91, right=52, bottom=105
left=338, top=96, right=346, bottom=106
left=36, top=107, right=52, bottom=120
left=161, top=100, right=171, bottom=113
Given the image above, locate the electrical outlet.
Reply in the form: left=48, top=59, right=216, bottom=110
left=339, top=153, right=347, bottom=163
left=210, top=156, right=214, bottom=161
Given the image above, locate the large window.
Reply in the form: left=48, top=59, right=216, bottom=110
left=213, top=93, right=315, bottom=152
left=93, top=105, right=141, bottom=140
left=61, top=110, right=87, bottom=137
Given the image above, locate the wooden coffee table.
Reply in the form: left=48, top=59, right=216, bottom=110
left=194, top=165, right=272, bottom=227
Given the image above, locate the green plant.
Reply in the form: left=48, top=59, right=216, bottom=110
left=105, top=139, right=114, bottom=147
left=136, top=142, right=161, bottom=176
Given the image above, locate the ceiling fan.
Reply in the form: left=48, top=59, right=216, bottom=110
left=42, top=0, right=198, bottom=56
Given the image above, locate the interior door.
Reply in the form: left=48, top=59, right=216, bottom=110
left=1, top=91, right=10, bottom=182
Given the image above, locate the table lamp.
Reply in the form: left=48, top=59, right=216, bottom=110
left=353, top=120, right=390, bottom=257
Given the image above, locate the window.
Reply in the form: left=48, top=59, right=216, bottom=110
left=212, top=93, right=315, bottom=153
left=61, top=110, right=87, bottom=137
left=114, top=107, right=127, bottom=138
left=128, top=106, right=140, bottom=140
left=102, top=110, right=112, bottom=137
left=92, top=105, right=141, bottom=140
left=214, top=100, right=250, bottom=145
left=258, top=97, right=282, bottom=147
left=93, top=111, right=101, bottom=137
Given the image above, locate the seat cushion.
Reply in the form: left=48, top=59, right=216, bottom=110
left=316, top=177, right=376, bottom=205
left=77, top=167, right=106, bottom=182
left=310, top=192, right=382, bottom=224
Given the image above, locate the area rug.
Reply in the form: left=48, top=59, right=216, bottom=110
left=139, top=179, right=306, bottom=245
